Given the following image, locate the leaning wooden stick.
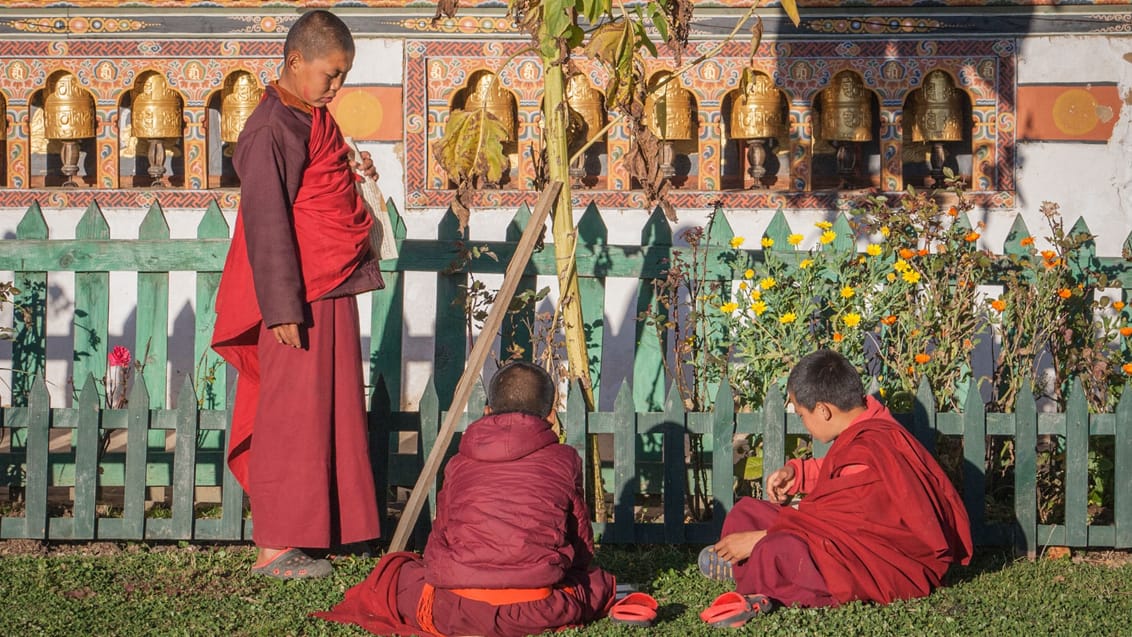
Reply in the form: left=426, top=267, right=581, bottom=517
left=388, top=181, right=564, bottom=552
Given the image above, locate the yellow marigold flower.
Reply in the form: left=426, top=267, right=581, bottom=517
left=752, top=301, right=767, bottom=315
left=880, top=225, right=891, bottom=237
left=886, top=272, right=896, bottom=282
left=893, top=259, right=910, bottom=273
left=1020, top=237, right=1035, bottom=247
left=816, top=220, right=833, bottom=230
left=750, top=289, right=762, bottom=301
left=738, top=281, right=749, bottom=290
left=1057, top=288, right=1072, bottom=300
left=800, top=259, right=814, bottom=269
left=1116, top=301, right=1126, bottom=311
left=762, top=237, right=774, bottom=248
left=902, top=270, right=922, bottom=284
left=760, top=277, right=777, bottom=290
left=788, top=233, right=804, bottom=246
left=779, top=312, right=797, bottom=324
left=915, top=353, right=931, bottom=364
left=729, top=236, right=745, bottom=249
left=744, top=268, right=755, bottom=279
left=865, top=244, right=882, bottom=257
left=991, top=298, right=1006, bottom=312
left=1124, top=363, right=1132, bottom=375
left=843, top=312, right=861, bottom=328
left=820, top=230, right=837, bottom=245
left=964, top=231, right=981, bottom=242
left=840, top=286, right=855, bottom=299
left=720, top=302, right=739, bottom=314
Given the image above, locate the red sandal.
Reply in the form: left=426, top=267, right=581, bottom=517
left=699, top=591, right=776, bottom=628
left=608, top=591, right=659, bottom=627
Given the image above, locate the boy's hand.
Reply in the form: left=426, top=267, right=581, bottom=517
left=350, top=150, right=379, bottom=182
left=271, top=323, right=302, bottom=348
left=766, top=463, right=796, bottom=504
left=714, top=530, right=766, bottom=563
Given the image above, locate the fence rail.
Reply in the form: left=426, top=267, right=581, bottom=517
left=2, top=198, right=1132, bottom=553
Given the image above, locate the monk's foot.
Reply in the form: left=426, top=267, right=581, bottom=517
left=251, top=547, right=333, bottom=580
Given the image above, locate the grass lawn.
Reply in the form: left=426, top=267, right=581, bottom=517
left=1, top=541, right=1129, bottom=636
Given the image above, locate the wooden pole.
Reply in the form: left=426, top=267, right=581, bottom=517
left=388, top=181, right=564, bottom=552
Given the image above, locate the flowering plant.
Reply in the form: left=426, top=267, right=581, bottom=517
left=105, top=346, right=132, bottom=409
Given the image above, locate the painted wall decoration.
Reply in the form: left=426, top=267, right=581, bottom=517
left=404, top=38, right=1018, bottom=210
left=1016, top=83, right=1124, bottom=142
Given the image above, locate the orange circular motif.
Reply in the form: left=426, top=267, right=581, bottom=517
left=1052, top=88, right=1098, bottom=136
left=332, top=90, right=384, bottom=140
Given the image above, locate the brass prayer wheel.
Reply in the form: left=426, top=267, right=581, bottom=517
left=464, top=72, right=517, bottom=142
left=44, top=73, right=96, bottom=140
left=819, top=71, right=873, bottom=142
left=729, top=71, right=784, bottom=140
left=918, top=70, right=964, bottom=142
left=645, top=73, right=694, bottom=141
left=565, top=75, right=606, bottom=142
left=221, top=72, right=263, bottom=143
left=132, top=72, right=183, bottom=140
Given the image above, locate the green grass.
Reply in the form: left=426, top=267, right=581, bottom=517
left=1, top=543, right=1130, bottom=636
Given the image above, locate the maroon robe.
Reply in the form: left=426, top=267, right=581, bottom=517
left=317, top=412, right=616, bottom=635
left=728, top=397, right=972, bottom=606
left=211, top=83, right=381, bottom=548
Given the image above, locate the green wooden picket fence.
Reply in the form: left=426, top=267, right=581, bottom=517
left=2, top=198, right=1132, bottom=555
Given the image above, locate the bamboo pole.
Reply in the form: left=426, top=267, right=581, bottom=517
left=388, top=181, right=563, bottom=552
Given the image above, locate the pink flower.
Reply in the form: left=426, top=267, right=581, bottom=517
left=108, top=346, right=132, bottom=368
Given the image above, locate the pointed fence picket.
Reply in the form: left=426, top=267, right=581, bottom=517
left=3, top=198, right=1132, bottom=555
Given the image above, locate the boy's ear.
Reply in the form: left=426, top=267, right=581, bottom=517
left=817, top=402, right=834, bottom=421
left=482, top=406, right=493, bottom=416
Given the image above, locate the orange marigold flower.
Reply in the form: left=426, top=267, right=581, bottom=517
left=915, top=353, right=931, bottom=364
left=1121, top=327, right=1132, bottom=338
left=899, top=248, right=915, bottom=260
left=881, top=315, right=898, bottom=326
left=1041, top=250, right=1057, bottom=260
left=1116, top=301, right=1126, bottom=311
left=964, top=231, right=981, bottom=242
left=947, top=207, right=959, bottom=217
left=1124, top=363, right=1132, bottom=375
left=833, top=332, right=844, bottom=342
left=1057, top=288, right=1072, bottom=300
left=991, top=298, right=1007, bottom=312
left=1020, top=237, right=1034, bottom=247
left=918, top=248, right=929, bottom=257
left=907, top=366, right=916, bottom=375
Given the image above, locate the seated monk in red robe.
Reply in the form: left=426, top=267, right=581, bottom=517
left=699, top=349, right=972, bottom=627
left=315, top=362, right=617, bottom=636
left=211, top=10, right=382, bottom=578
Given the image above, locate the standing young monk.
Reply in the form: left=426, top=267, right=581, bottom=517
left=697, top=349, right=972, bottom=627
left=212, top=9, right=382, bottom=579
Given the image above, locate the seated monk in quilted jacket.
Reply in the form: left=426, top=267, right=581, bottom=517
left=316, top=361, right=616, bottom=637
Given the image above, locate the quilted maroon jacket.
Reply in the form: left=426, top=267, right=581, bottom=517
left=423, top=411, right=595, bottom=589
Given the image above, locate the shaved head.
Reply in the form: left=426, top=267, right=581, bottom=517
left=488, top=362, right=556, bottom=417
left=284, top=10, right=355, bottom=62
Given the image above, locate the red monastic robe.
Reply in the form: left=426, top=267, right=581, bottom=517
left=766, top=397, right=973, bottom=604
left=211, top=87, right=379, bottom=548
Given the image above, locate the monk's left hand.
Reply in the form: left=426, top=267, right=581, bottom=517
left=351, top=150, right=379, bottom=183
left=714, top=530, right=767, bottom=563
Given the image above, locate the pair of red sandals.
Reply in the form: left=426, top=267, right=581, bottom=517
left=607, top=591, right=775, bottom=628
